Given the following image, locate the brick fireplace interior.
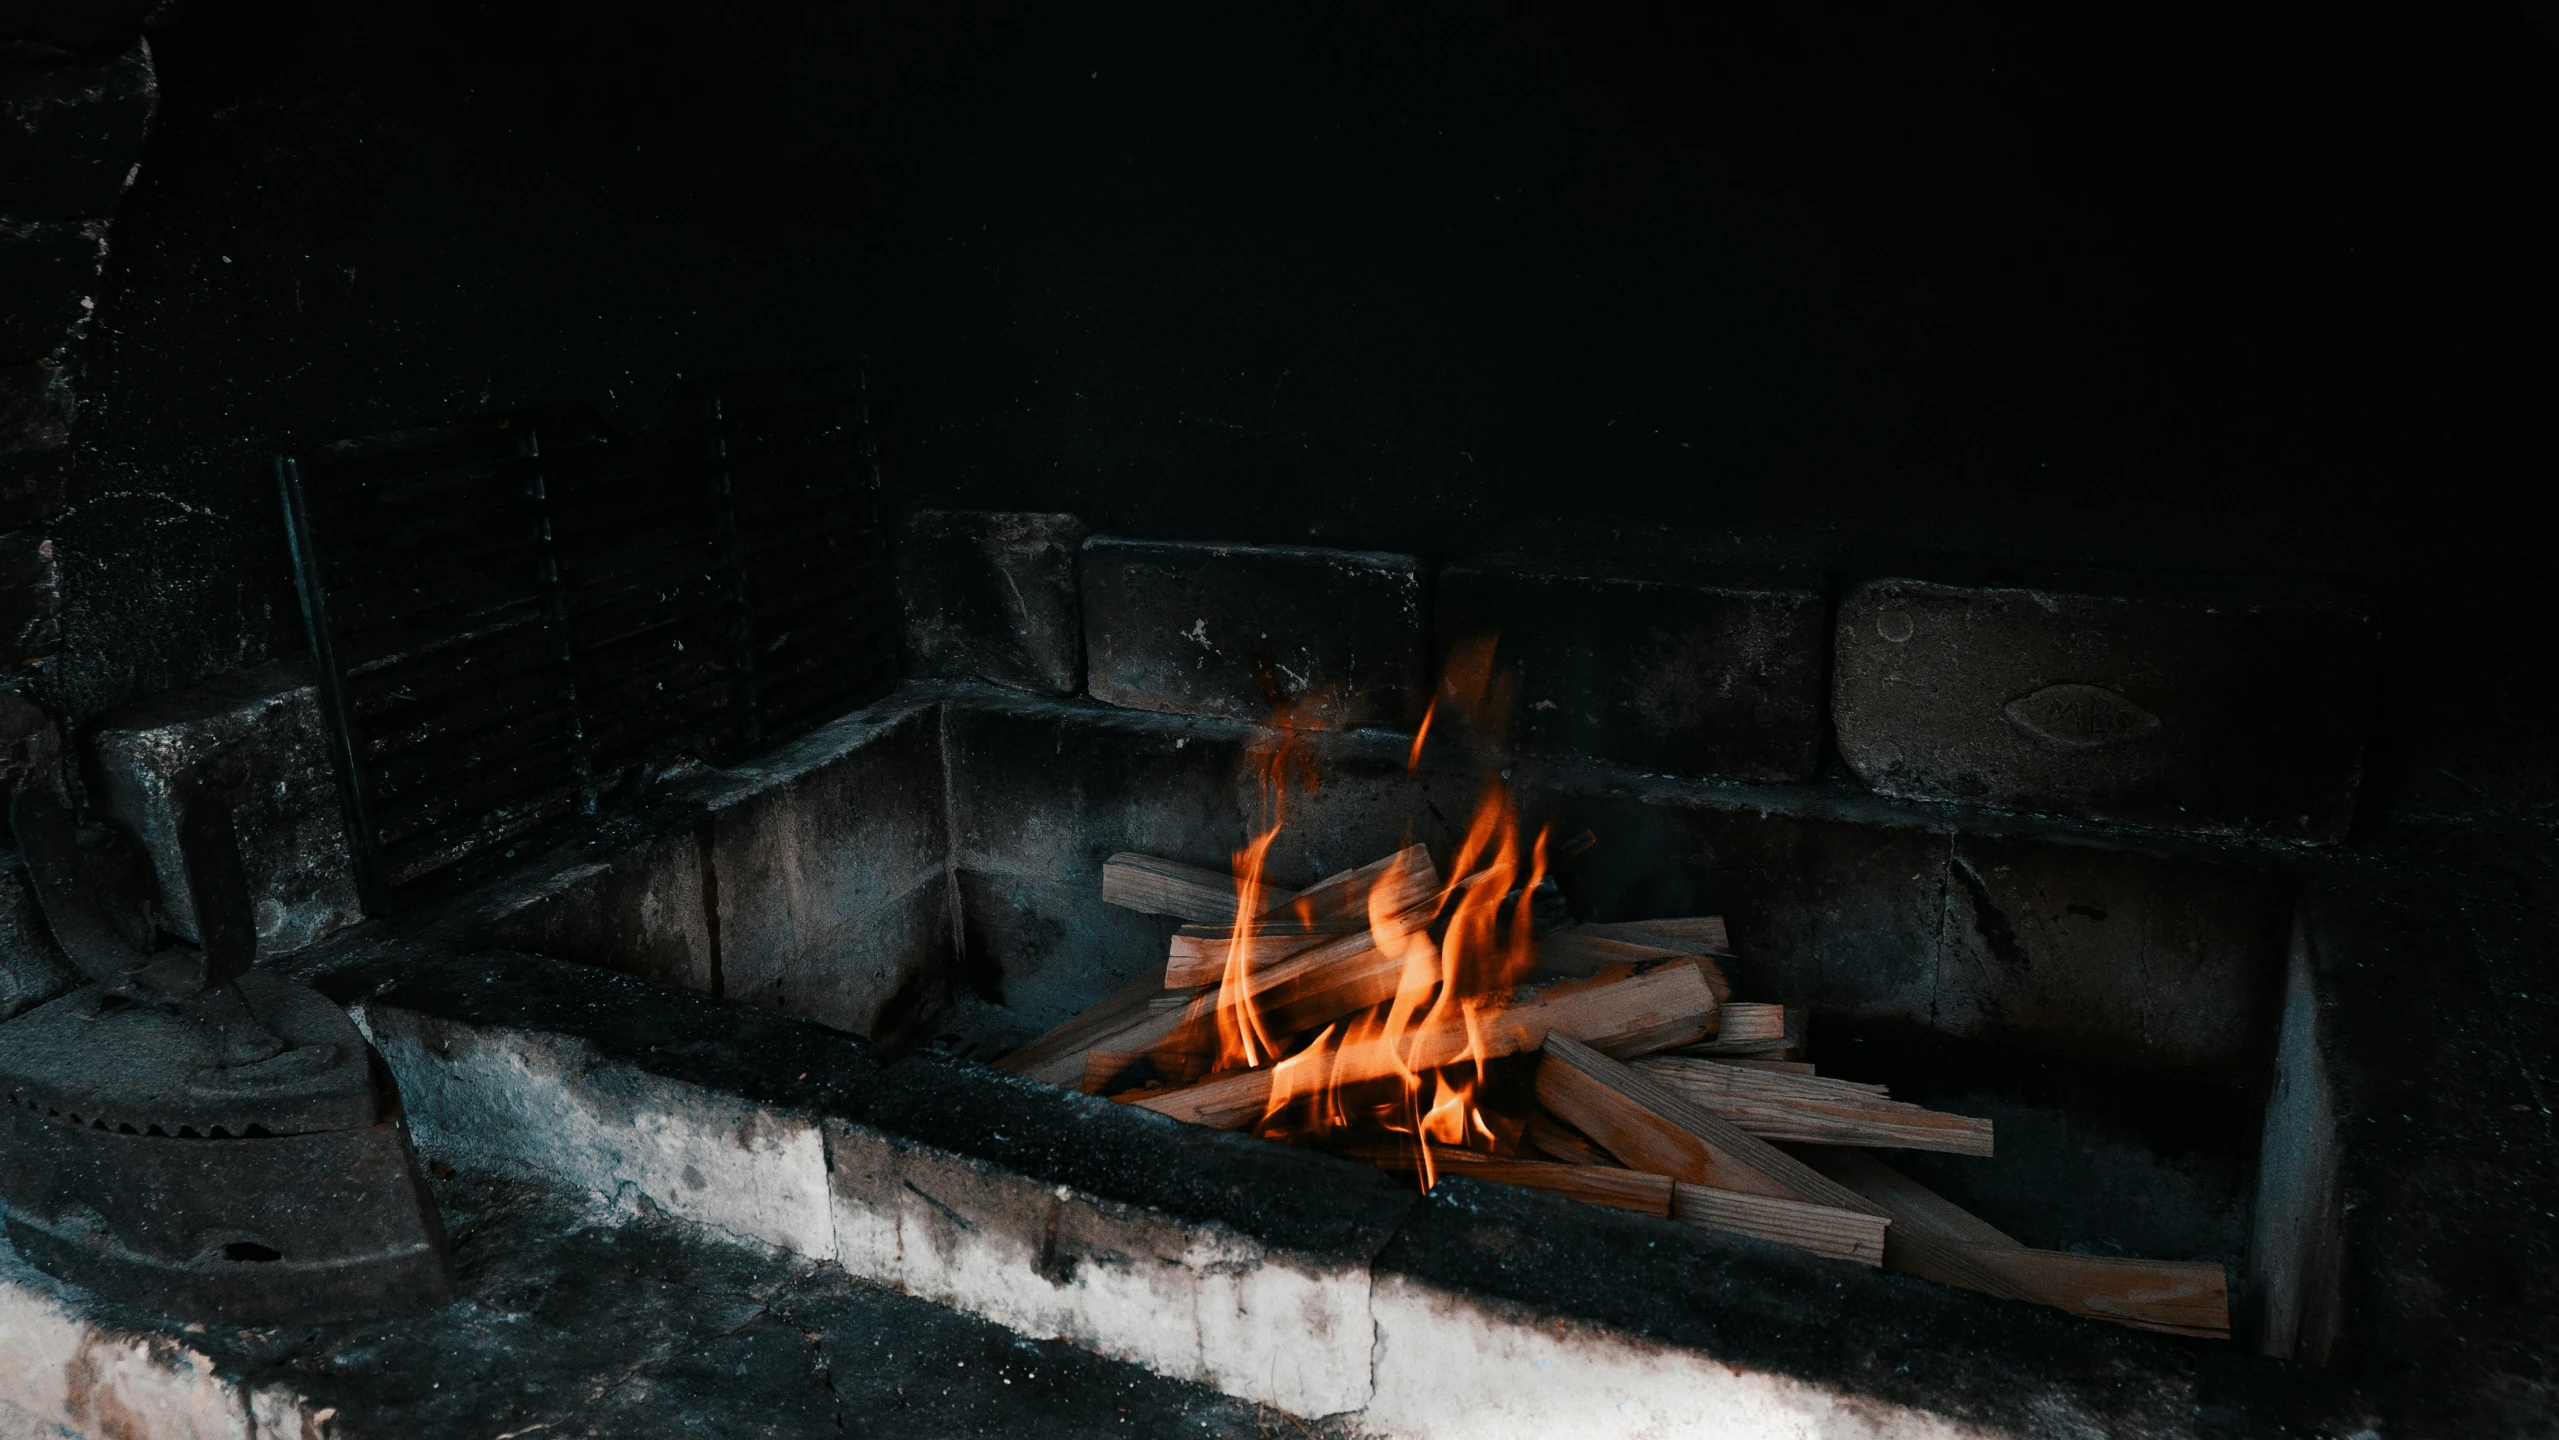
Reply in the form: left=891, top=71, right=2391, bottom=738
left=3, top=3, right=2555, bottom=1438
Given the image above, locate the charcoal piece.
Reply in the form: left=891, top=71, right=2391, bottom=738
left=88, top=657, right=364, bottom=956
left=1080, top=536, right=1426, bottom=729
left=0, top=219, right=107, bottom=362
left=897, top=509, right=1086, bottom=694
left=0, top=527, right=59, bottom=669
left=1832, top=576, right=2379, bottom=842
left=0, top=43, right=158, bottom=217
left=1435, top=557, right=1825, bottom=780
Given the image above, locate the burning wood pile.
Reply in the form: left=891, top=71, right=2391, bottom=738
left=997, top=669, right=2230, bottom=1340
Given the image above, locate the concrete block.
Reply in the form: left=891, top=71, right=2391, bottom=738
left=88, top=657, right=364, bottom=957
left=1934, top=834, right=2291, bottom=1080
left=898, top=509, right=1087, bottom=694
left=0, top=528, right=57, bottom=670
left=467, top=826, right=714, bottom=993
left=0, top=44, right=157, bottom=218
left=827, top=1119, right=1378, bottom=1417
left=359, top=992, right=839, bottom=1260
left=0, top=218, right=107, bottom=362
left=1833, top=576, right=2379, bottom=842
left=1080, top=536, right=1426, bottom=729
left=1435, top=557, right=1826, bottom=780
left=0, top=851, right=79, bottom=1022
left=707, top=701, right=951, bottom=1036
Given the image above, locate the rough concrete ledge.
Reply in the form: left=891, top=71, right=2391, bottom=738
left=316, top=948, right=2365, bottom=1437
left=3, top=1171, right=1298, bottom=1440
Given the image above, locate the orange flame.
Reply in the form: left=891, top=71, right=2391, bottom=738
left=1217, top=638, right=1549, bottom=1191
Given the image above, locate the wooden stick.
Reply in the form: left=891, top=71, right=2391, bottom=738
left=1576, top=916, right=1730, bottom=954
left=1671, top=1184, right=1888, bottom=1266
left=1102, top=852, right=1301, bottom=924
left=1629, top=1057, right=1991, bottom=1156
left=996, top=973, right=1178, bottom=1078
left=1282, top=843, right=1440, bottom=928
left=1165, top=922, right=1359, bottom=985
left=1527, top=1111, right=1618, bottom=1167
left=1406, top=1151, right=1674, bottom=1217
left=1130, top=962, right=1720, bottom=1129
left=1537, top=934, right=1732, bottom=1004
left=1713, top=1058, right=1821, bottom=1076
left=1681, top=1003, right=1804, bottom=1057
left=1534, top=1035, right=1888, bottom=1216
left=1007, top=986, right=1214, bottom=1089
left=1792, top=1145, right=2230, bottom=1338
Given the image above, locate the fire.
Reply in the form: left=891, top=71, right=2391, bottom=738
left=1212, top=637, right=1548, bottom=1189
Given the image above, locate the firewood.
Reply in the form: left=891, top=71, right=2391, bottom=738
left=1165, top=922, right=1359, bottom=985
left=1534, top=1035, right=1888, bottom=1216
left=1102, top=852, right=1301, bottom=924
left=1281, top=843, right=1440, bottom=928
left=1527, top=1111, right=1618, bottom=1167
left=1671, top=1184, right=1889, bottom=1266
left=1629, top=1057, right=1992, bottom=1156
left=1575, top=916, right=1730, bottom=954
left=1713, top=1058, right=1821, bottom=1076
left=1681, top=1003, right=1804, bottom=1057
left=1536, top=934, right=1733, bottom=1004
left=1398, top=1150, right=1674, bottom=1217
left=1129, top=961, right=1720, bottom=1130
left=1792, top=1145, right=2231, bottom=1338
left=1006, top=985, right=1215, bottom=1089
left=996, top=973, right=1177, bottom=1079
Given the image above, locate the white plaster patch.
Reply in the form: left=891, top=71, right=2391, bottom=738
left=360, top=1006, right=834, bottom=1260
left=826, top=1119, right=1373, bottom=1418
left=0, top=1262, right=249, bottom=1440
left=1361, top=1273, right=1993, bottom=1440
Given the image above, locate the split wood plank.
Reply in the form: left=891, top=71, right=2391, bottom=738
left=1535, top=1034, right=1889, bottom=1216
left=1793, top=1145, right=2230, bottom=1338
left=1630, top=1057, right=1991, bottom=1156
left=1282, top=843, right=1440, bottom=929
left=1165, top=845, right=1443, bottom=983
left=1715, top=1058, right=1819, bottom=1076
left=1130, top=961, right=1720, bottom=1130
left=1671, top=1184, right=1889, bottom=1266
left=1101, top=852, right=1301, bottom=924
left=1008, top=986, right=1215, bottom=1089
left=996, top=973, right=1179, bottom=1079
left=1576, top=916, right=1731, bottom=954
left=1537, top=934, right=1732, bottom=1004
left=1527, top=1111, right=1618, bottom=1167
left=1682, top=1004, right=1805, bottom=1057
left=1413, top=1152, right=1673, bottom=1217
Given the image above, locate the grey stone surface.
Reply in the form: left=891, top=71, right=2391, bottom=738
left=706, top=699, right=954, bottom=1041
left=1832, top=575, right=2380, bottom=843
left=0, top=851, right=79, bottom=1021
left=469, top=824, right=715, bottom=993
left=87, top=656, right=363, bottom=956
left=0, top=357, right=73, bottom=528
left=1080, top=536, right=1427, bottom=729
left=0, top=527, right=56, bottom=671
left=0, top=43, right=157, bottom=218
left=1434, top=556, right=1827, bottom=781
left=0, top=218, right=106, bottom=362
left=898, top=509, right=1087, bottom=694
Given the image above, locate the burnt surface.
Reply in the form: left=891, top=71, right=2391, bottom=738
left=1435, top=557, right=1827, bottom=782
left=312, top=946, right=883, bottom=1122
left=898, top=509, right=1088, bottom=695
left=1832, top=577, right=2381, bottom=843
left=1079, top=536, right=1427, bottom=730
left=160, top=1170, right=1291, bottom=1440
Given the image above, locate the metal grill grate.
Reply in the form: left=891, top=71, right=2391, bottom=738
left=281, top=368, right=894, bottom=912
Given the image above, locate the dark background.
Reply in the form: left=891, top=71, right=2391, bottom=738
left=50, top=0, right=2559, bottom=823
